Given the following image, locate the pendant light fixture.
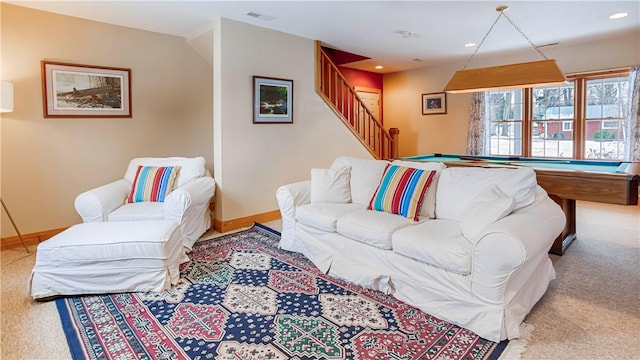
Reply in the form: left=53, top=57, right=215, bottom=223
left=444, top=6, right=566, bottom=94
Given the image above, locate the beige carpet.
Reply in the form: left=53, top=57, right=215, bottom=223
left=1, top=202, right=638, bottom=359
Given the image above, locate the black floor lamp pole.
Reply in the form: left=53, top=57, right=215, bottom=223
left=1, top=198, right=30, bottom=253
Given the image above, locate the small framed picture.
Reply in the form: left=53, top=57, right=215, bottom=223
left=422, top=92, right=447, bottom=115
left=253, top=76, right=293, bottom=124
left=41, top=61, right=132, bottom=118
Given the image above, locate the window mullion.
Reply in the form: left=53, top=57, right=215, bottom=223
left=574, top=78, right=586, bottom=159
left=523, top=88, right=532, bottom=157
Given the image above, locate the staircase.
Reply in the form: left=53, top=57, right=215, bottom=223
left=315, top=42, right=398, bottom=160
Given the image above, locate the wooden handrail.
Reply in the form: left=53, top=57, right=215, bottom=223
left=315, top=42, right=397, bottom=160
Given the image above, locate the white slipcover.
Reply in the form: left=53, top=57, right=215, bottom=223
left=74, top=157, right=215, bottom=250
left=30, top=221, right=188, bottom=299
left=275, top=157, right=566, bottom=342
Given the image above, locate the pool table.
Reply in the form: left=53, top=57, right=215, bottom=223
left=400, top=153, right=640, bottom=255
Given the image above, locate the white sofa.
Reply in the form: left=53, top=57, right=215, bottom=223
left=75, top=157, right=215, bottom=250
left=276, top=156, right=566, bottom=342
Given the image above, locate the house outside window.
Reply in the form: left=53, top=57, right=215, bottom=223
left=484, top=69, right=630, bottom=160
left=584, top=76, right=629, bottom=159
left=532, top=83, right=575, bottom=158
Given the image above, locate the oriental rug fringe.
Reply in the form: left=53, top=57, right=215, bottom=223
left=56, top=224, right=507, bottom=359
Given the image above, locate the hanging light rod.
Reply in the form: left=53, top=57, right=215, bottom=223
left=444, top=5, right=566, bottom=94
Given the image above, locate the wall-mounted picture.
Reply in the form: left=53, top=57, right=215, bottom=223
left=253, top=76, right=293, bottom=124
left=422, top=92, right=447, bottom=115
left=42, top=61, right=132, bottom=118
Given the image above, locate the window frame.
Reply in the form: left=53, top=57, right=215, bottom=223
left=489, top=68, right=631, bottom=159
left=601, top=120, right=619, bottom=130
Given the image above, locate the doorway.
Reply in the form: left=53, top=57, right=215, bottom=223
left=355, top=87, right=382, bottom=123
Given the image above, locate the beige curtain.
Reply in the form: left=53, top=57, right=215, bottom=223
left=466, top=92, right=486, bottom=155
left=625, top=66, right=640, bottom=161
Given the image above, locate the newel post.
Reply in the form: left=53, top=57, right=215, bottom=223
left=389, top=127, right=400, bottom=159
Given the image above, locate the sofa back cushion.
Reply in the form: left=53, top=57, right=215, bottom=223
left=459, top=185, right=515, bottom=242
left=310, top=166, right=351, bottom=203
left=390, top=160, right=446, bottom=219
left=436, top=167, right=537, bottom=221
left=125, top=157, right=206, bottom=188
left=330, top=157, right=389, bottom=205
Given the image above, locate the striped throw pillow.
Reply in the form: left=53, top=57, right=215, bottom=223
left=126, top=166, right=181, bottom=203
left=368, top=164, right=436, bottom=221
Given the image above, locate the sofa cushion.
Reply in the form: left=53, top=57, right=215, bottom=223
left=330, top=157, right=389, bottom=205
left=392, top=220, right=472, bottom=275
left=296, top=203, right=365, bottom=232
left=390, top=160, right=446, bottom=219
left=337, top=209, right=417, bottom=249
left=460, top=185, right=515, bottom=243
left=310, top=166, right=351, bottom=204
left=125, top=157, right=206, bottom=188
left=368, top=165, right=436, bottom=221
left=126, top=166, right=181, bottom=203
left=436, top=167, right=537, bottom=221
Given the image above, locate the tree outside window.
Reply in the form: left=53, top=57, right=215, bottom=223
left=483, top=69, right=631, bottom=160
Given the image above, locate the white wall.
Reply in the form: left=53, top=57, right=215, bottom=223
left=1, top=4, right=214, bottom=236
left=384, top=29, right=640, bottom=157
left=213, top=18, right=370, bottom=221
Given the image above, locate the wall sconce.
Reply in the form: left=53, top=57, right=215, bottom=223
left=444, top=6, right=566, bottom=94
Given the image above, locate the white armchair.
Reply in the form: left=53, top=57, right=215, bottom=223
left=74, top=157, right=216, bottom=250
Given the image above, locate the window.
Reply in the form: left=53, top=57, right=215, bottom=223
left=485, top=89, right=523, bottom=156
left=584, top=76, right=629, bottom=159
left=532, top=83, right=575, bottom=158
left=484, top=69, right=631, bottom=160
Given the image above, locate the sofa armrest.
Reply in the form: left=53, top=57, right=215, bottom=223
left=276, top=181, right=311, bottom=252
left=74, top=179, right=130, bottom=222
left=471, top=189, right=566, bottom=303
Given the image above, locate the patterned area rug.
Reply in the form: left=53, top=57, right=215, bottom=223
left=56, top=224, right=507, bottom=359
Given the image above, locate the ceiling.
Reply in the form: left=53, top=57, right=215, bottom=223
left=7, top=1, right=640, bottom=73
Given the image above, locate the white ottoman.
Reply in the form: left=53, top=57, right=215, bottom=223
left=30, top=221, right=189, bottom=300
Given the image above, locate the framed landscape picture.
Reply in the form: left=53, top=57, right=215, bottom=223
left=253, top=76, right=293, bottom=124
left=42, top=61, right=132, bottom=118
left=422, top=92, right=447, bottom=115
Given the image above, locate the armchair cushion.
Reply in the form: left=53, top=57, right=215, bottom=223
left=126, top=166, right=181, bottom=203
left=108, top=202, right=165, bottom=222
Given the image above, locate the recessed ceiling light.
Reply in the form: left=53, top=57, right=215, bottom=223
left=375, top=65, right=383, bottom=70
left=464, top=42, right=476, bottom=47
left=609, top=12, right=628, bottom=19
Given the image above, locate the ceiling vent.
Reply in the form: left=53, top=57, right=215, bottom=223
left=246, top=12, right=274, bottom=21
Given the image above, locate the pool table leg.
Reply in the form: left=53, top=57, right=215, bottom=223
left=549, top=195, right=576, bottom=255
